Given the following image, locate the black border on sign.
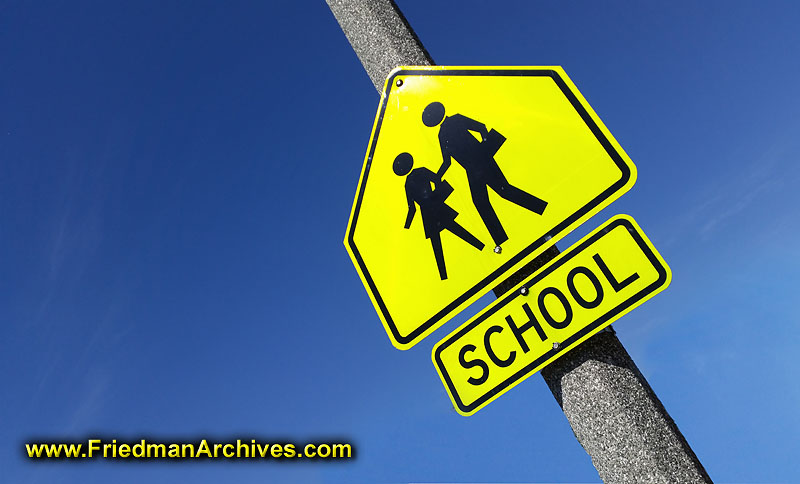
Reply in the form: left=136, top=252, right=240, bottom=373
left=347, top=68, right=633, bottom=346
left=433, top=217, right=669, bottom=414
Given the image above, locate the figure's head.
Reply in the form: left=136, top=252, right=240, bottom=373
left=393, top=152, right=414, bottom=176
left=422, top=102, right=445, bottom=127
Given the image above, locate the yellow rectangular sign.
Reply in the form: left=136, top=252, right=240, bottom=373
left=432, top=215, right=670, bottom=416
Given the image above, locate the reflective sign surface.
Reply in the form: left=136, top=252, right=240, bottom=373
left=432, top=215, right=671, bottom=416
left=345, top=67, right=637, bottom=349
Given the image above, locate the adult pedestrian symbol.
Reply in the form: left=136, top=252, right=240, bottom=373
left=345, top=66, right=637, bottom=350
left=423, top=101, right=548, bottom=248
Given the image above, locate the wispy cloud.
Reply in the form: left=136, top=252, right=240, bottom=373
left=697, top=178, right=777, bottom=240
left=64, top=370, right=112, bottom=434
left=658, top=127, right=800, bottom=248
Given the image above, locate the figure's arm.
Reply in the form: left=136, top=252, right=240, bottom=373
left=436, top=144, right=451, bottom=179
left=403, top=189, right=416, bottom=229
left=463, top=116, right=489, bottom=141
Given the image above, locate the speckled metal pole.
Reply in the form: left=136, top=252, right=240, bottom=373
left=538, top=327, right=712, bottom=483
left=326, top=0, right=433, bottom=87
left=326, top=1, right=712, bottom=482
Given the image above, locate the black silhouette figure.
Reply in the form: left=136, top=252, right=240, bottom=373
left=394, top=152, right=484, bottom=280
left=422, top=101, right=548, bottom=248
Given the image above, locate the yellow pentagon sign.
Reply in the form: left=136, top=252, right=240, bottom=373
left=432, top=215, right=671, bottom=416
left=345, top=66, right=637, bottom=350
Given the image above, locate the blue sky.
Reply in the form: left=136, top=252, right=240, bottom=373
left=2, top=1, right=800, bottom=482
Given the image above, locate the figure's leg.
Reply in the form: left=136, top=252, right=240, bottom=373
left=497, top=183, right=548, bottom=214
left=429, top=233, right=448, bottom=280
left=469, top=177, right=508, bottom=246
left=445, top=220, right=484, bottom=251
left=487, top=170, right=547, bottom=215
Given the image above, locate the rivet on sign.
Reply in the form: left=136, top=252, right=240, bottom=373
left=396, top=79, right=403, bottom=87
left=553, top=342, right=560, bottom=350
left=520, top=287, right=529, bottom=296
left=493, top=245, right=502, bottom=254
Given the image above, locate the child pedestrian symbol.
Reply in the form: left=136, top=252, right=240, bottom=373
left=393, top=152, right=484, bottom=280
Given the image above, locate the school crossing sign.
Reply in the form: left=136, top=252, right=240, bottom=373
left=433, top=215, right=671, bottom=415
left=345, top=66, right=637, bottom=350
